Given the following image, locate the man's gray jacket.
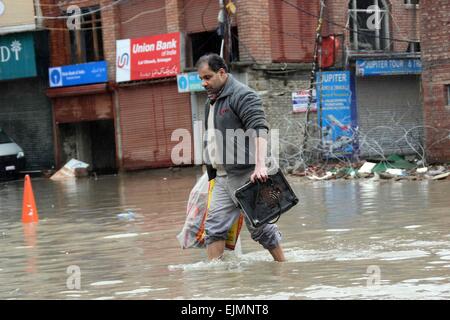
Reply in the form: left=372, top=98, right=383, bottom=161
left=204, top=74, right=269, bottom=189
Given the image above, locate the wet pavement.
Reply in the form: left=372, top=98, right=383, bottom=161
left=1, top=167, right=450, bottom=300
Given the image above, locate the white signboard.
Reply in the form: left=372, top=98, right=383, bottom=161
left=292, top=89, right=316, bottom=113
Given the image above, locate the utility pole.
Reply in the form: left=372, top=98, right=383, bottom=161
left=219, top=0, right=225, bottom=59
left=220, top=0, right=235, bottom=66
left=302, top=0, right=326, bottom=155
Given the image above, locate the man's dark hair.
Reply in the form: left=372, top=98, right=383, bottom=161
left=196, top=53, right=228, bottom=73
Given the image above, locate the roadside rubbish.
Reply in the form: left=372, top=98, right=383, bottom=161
left=428, top=166, right=446, bottom=176
left=288, top=154, right=449, bottom=182
left=372, top=154, right=416, bottom=173
left=50, top=159, right=89, bottom=180
left=431, top=172, right=450, bottom=180
left=416, top=167, right=428, bottom=174
left=385, top=169, right=406, bottom=176
left=358, top=162, right=377, bottom=174
left=307, top=171, right=334, bottom=181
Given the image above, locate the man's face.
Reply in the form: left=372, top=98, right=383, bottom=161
left=198, top=63, right=228, bottom=97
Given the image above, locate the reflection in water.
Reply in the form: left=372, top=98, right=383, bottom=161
left=0, top=168, right=450, bottom=299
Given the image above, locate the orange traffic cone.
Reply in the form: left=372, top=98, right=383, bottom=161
left=22, top=175, right=39, bottom=223
left=23, top=223, right=38, bottom=273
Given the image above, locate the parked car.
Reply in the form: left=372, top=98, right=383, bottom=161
left=0, top=128, right=25, bottom=179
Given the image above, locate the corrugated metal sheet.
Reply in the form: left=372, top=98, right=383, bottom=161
left=53, top=94, right=114, bottom=123
left=118, top=0, right=167, bottom=39
left=118, top=82, right=192, bottom=170
left=0, top=77, right=54, bottom=170
left=356, top=75, right=424, bottom=157
left=269, top=0, right=317, bottom=62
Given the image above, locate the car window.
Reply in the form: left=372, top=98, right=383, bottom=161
left=0, top=131, right=13, bottom=144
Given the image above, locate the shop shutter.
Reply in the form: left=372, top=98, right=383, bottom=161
left=0, top=78, right=54, bottom=170
left=53, top=93, right=114, bottom=123
left=356, top=75, right=424, bottom=157
left=119, top=82, right=192, bottom=169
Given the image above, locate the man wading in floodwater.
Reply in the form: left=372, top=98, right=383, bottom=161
left=197, top=53, right=286, bottom=262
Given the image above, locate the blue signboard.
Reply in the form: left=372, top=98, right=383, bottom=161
left=177, top=73, right=189, bottom=92
left=177, top=72, right=205, bottom=93
left=356, top=59, right=422, bottom=77
left=317, top=71, right=357, bottom=158
left=187, top=72, right=204, bottom=92
left=48, top=61, right=108, bottom=88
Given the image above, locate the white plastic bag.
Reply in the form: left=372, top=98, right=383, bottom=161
left=177, top=172, right=244, bottom=250
left=177, top=173, right=210, bottom=249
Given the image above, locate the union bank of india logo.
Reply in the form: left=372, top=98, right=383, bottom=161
left=117, top=53, right=130, bottom=69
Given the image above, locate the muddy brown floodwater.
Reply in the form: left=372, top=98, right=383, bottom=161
left=1, top=168, right=450, bottom=299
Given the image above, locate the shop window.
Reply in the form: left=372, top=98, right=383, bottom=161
left=348, top=0, right=391, bottom=51
left=188, top=27, right=239, bottom=67
left=407, top=41, right=420, bottom=53
left=67, top=6, right=104, bottom=64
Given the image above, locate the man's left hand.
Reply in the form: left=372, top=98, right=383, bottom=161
left=251, top=165, right=268, bottom=183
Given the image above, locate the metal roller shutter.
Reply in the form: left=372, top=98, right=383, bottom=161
left=53, top=93, right=114, bottom=123
left=119, top=82, right=192, bottom=170
left=0, top=78, right=54, bottom=170
left=356, top=75, right=424, bottom=158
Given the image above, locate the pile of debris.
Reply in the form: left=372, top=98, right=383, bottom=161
left=50, top=159, right=90, bottom=181
left=288, top=155, right=450, bottom=181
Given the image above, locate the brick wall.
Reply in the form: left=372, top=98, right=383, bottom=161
left=166, top=0, right=185, bottom=33
left=236, top=0, right=273, bottom=63
left=42, top=0, right=423, bottom=77
left=246, top=68, right=316, bottom=167
left=42, top=0, right=119, bottom=71
left=268, top=0, right=318, bottom=63
left=118, top=0, right=167, bottom=39
left=238, top=0, right=421, bottom=64
left=100, top=0, right=120, bottom=81
left=420, top=0, right=450, bottom=162
left=324, top=0, right=419, bottom=53
left=41, top=0, right=72, bottom=67
left=390, top=0, right=420, bottom=52
left=183, top=0, right=221, bottom=33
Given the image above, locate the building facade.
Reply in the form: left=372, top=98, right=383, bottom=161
left=43, top=0, right=117, bottom=173
left=0, top=0, right=54, bottom=171
left=420, top=0, right=450, bottom=163
left=38, top=0, right=444, bottom=173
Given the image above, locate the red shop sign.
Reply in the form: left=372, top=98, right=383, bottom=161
left=116, top=32, right=181, bottom=82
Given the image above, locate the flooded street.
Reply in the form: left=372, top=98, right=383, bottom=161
left=1, top=168, right=450, bottom=300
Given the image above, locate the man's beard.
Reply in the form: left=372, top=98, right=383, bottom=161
left=206, top=88, right=219, bottom=100
left=207, top=84, right=225, bottom=102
